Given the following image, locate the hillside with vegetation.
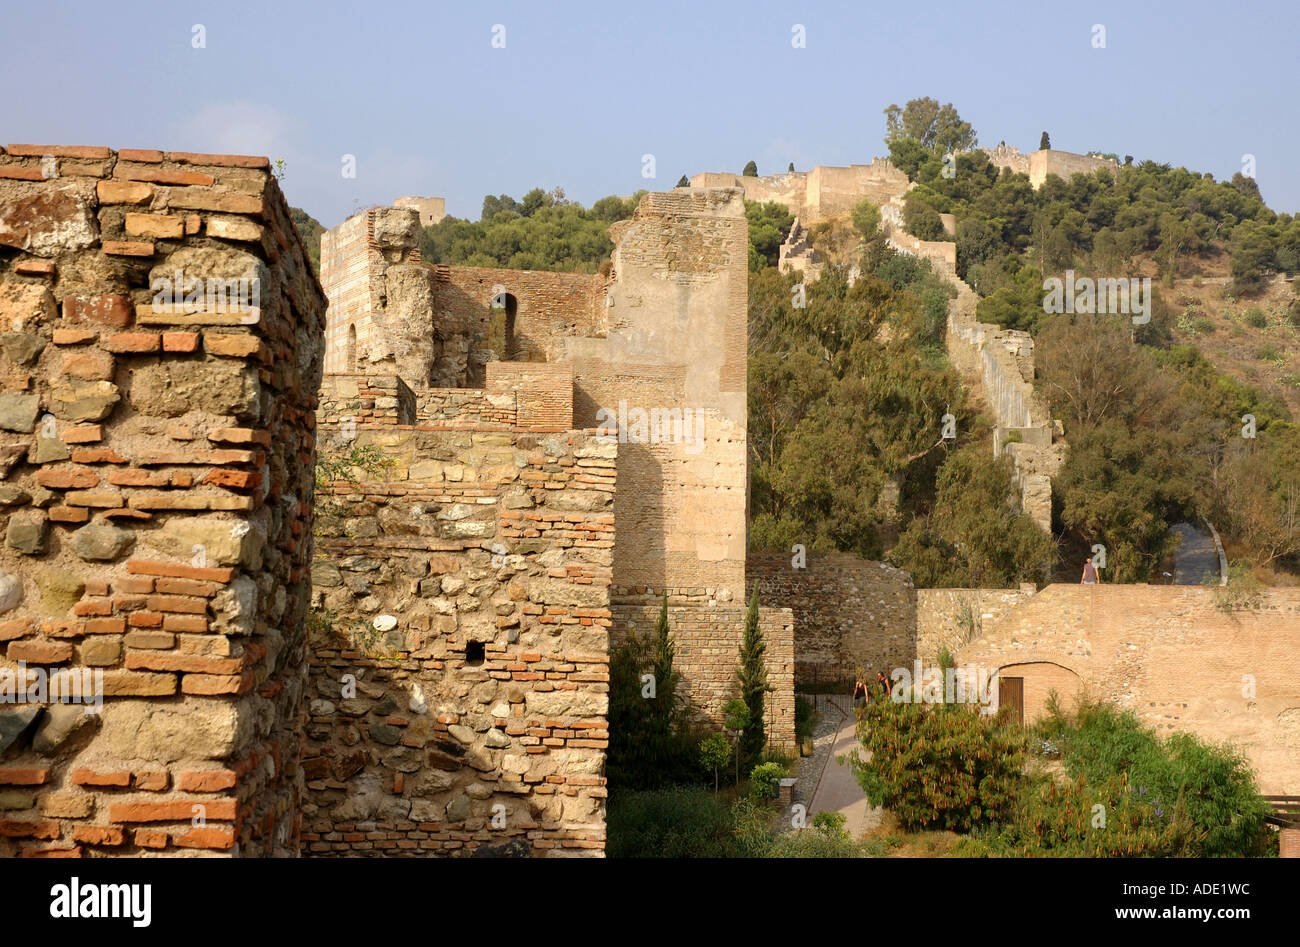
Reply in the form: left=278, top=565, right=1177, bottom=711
left=871, top=98, right=1299, bottom=583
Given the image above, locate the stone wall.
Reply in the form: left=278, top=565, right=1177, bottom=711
left=0, top=144, right=325, bottom=857
left=981, top=145, right=1118, bottom=190
left=305, top=403, right=616, bottom=856
left=955, top=584, right=1300, bottom=794
left=394, top=196, right=445, bottom=228
left=747, top=552, right=916, bottom=685
left=611, top=602, right=796, bottom=754
left=565, top=189, right=749, bottom=603
left=1028, top=150, right=1119, bottom=189
left=943, top=268, right=1062, bottom=531
left=914, top=587, right=1035, bottom=664
left=319, top=374, right=416, bottom=426
left=691, top=160, right=910, bottom=224
left=314, top=188, right=788, bottom=824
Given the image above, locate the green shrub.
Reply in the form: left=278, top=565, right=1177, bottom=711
left=767, top=822, right=869, bottom=857
left=850, top=696, right=1024, bottom=831
left=1030, top=698, right=1272, bottom=857
left=1254, top=344, right=1283, bottom=362
left=748, top=761, right=787, bottom=804
left=813, top=810, right=847, bottom=833
left=996, top=771, right=1206, bottom=857
left=606, top=787, right=741, bottom=858
left=860, top=837, right=889, bottom=856
left=1243, top=307, right=1268, bottom=328
left=949, top=836, right=993, bottom=857
left=733, top=801, right=872, bottom=858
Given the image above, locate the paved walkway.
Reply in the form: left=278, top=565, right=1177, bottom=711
left=807, top=695, right=882, bottom=839
left=1170, top=521, right=1221, bottom=585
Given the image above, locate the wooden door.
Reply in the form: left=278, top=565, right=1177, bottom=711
left=999, top=676, right=1024, bottom=725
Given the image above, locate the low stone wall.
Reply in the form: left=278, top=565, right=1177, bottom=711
left=611, top=603, right=796, bottom=754
left=320, top=374, right=415, bottom=426
left=747, top=552, right=916, bottom=685
left=0, top=144, right=325, bottom=857
left=956, top=584, right=1300, bottom=793
left=414, top=388, right=515, bottom=428
left=304, top=418, right=615, bottom=856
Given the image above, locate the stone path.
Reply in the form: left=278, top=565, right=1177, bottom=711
left=1170, top=521, right=1221, bottom=585
left=791, top=693, right=844, bottom=813
left=802, top=695, right=882, bottom=839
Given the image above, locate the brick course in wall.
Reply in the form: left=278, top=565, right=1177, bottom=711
left=0, top=144, right=325, bottom=857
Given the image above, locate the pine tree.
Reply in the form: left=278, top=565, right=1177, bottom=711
left=742, top=160, right=758, bottom=177
left=735, top=591, right=768, bottom=763
left=1039, top=131, right=1051, bottom=151
left=787, top=162, right=795, bottom=173
left=675, top=174, right=689, bottom=188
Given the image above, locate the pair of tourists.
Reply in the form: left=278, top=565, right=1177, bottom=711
left=853, top=670, right=893, bottom=704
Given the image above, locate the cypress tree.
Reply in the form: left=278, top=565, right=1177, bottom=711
left=736, top=591, right=769, bottom=763
left=651, top=592, right=677, bottom=729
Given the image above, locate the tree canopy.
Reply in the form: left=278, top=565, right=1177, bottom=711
left=883, top=97, right=978, bottom=154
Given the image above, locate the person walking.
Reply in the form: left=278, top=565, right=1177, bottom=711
left=1081, top=556, right=1098, bottom=584
left=876, top=669, right=891, bottom=700
left=852, top=674, right=867, bottom=709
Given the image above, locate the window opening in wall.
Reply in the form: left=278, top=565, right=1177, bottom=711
left=347, top=323, right=357, bottom=372
left=487, top=293, right=519, bottom=360
left=465, top=641, right=486, bottom=666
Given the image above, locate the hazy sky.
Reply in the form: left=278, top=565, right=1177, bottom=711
left=3, top=0, right=1296, bottom=227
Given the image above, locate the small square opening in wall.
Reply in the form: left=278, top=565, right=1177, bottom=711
left=465, top=641, right=485, bottom=666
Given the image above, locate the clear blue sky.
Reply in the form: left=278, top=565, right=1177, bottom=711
left=3, top=0, right=1296, bottom=227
